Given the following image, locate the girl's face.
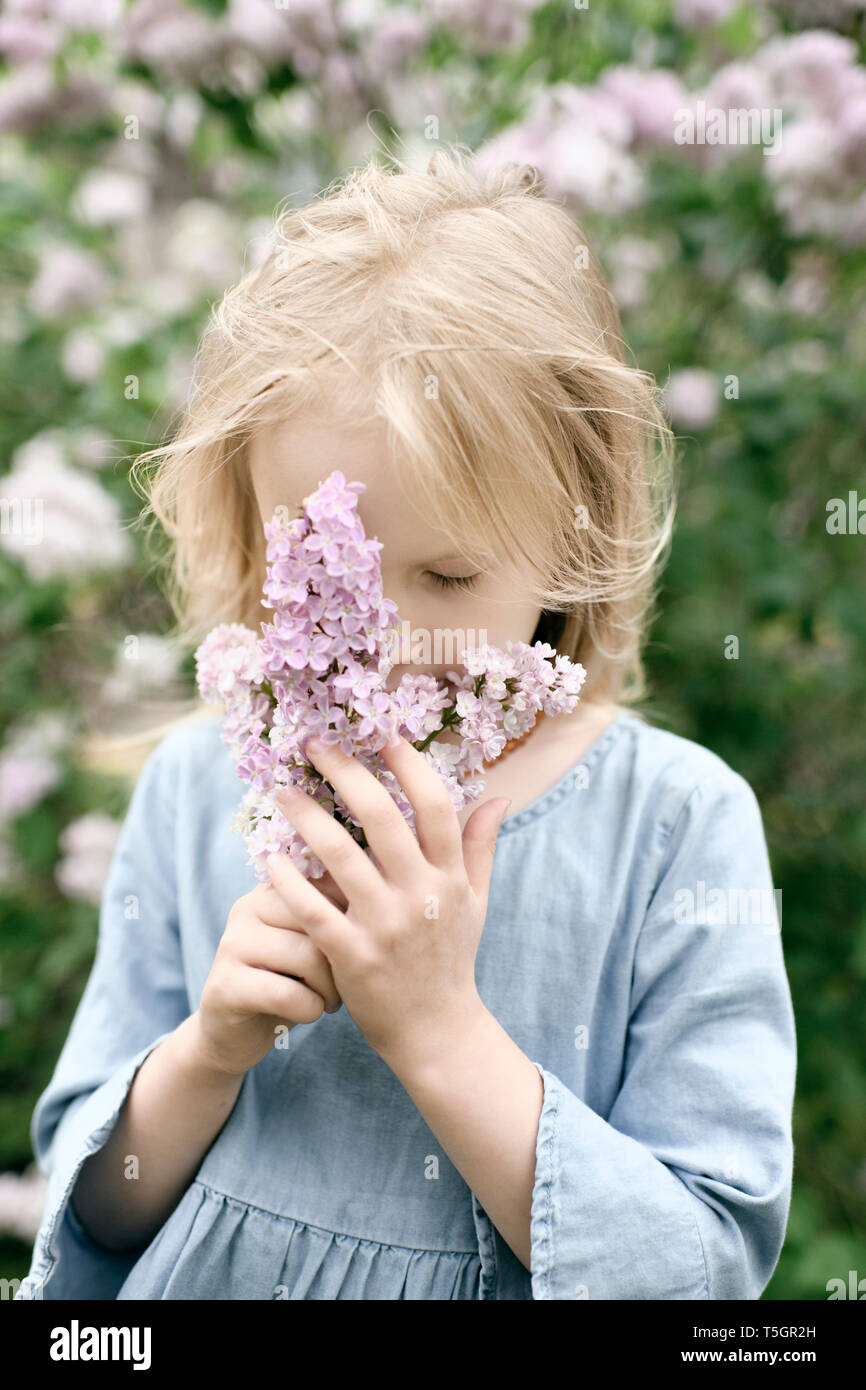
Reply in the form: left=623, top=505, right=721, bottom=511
left=247, top=413, right=543, bottom=707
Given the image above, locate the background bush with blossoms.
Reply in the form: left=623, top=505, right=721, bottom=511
left=0, top=0, right=864, bottom=1296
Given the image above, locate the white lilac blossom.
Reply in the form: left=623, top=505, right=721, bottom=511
left=71, top=168, right=152, bottom=226
left=195, top=469, right=585, bottom=884
left=0, top=453, right=131, bottom=581
left=60, top=332, right=105, bottom=384
left=102, top=633, right=183, bottom=702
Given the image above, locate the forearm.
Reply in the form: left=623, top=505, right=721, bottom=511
left=382, top=1004, right=544, bottom=1272
left=70, top=1012, right=245, bottom=1253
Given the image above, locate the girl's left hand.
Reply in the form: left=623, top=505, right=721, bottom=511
left=266, top=733, right=510, bottom=1071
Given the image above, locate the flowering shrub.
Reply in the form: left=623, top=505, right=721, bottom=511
left=1, top=0, right=864, bottom=1295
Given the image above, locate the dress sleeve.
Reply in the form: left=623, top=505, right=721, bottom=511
left=15, top=731, right=192, bottom=1300
left=496, top=770, right=795, bottom=1301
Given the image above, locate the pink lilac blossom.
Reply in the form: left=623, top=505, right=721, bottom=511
left=196, top=469, right=585, bottom=884
left=0, top=711, right=71, bottom=821
left=54, top=812, right=122, bottom=904
left=27, top=244, right=111, bottom=319
left=725, top=32, right=866, bottom=244
left=428, top=0, right=539, bottom=55
left=0, top=64, right=106, bottom=136
left=359, top=7, right=429, bottom=78
left=0, top=750, right=60, bottom=820
left=703, top=60, right=773, bottom=118
left=472, top=30, right=866, bottom=243
left=117, top=0, right=225, bottom=83
left=673, top=0, right=738, bottom=29
left=599, top=66, right=689, bottom=147
left=757, top=30, right=858, bottom=113
left=664, top=368, right=721, bottom=430
left=224, top=0, right=295, bottom=66
left=0, top=14, right=64, bottom=64
left=475, top=83, right=645, bottom=213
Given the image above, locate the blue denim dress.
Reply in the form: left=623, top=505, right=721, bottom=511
left=16, top=710, right=796, bottom=1300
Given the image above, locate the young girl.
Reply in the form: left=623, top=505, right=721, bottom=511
left=17, top=149, right=796, bottom=1301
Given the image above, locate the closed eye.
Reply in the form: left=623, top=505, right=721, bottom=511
left=426, top=572, right=480, bottom=591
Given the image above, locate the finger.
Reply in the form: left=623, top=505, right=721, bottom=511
left=233, top=962, right=327, bottom=1026
left=242, top=920, right=342, bottom=1014
left=271, top=868, right=348, bottom=913
left=377, top=734, right=465, bottom=871
left=314, top=867, right=349, bottom=912
left=274, top=778, right=391, bottom=907
left=266, top=848, right=365, bottom=963
left=272, top=865, right=349, bottom=912
left=460, top=797, right=511, bottom=912
left=301, top=736, right=428, bottom=885
left=248, top=883, right=303, bottom=928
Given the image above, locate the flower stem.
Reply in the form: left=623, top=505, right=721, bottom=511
left=412, top=704, right=461, bottom=753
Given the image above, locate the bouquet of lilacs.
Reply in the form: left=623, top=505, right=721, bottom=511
left=194, top=470, right=585, bottom=884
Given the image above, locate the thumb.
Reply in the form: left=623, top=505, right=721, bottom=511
left=461, top=797, right=511, bottom=906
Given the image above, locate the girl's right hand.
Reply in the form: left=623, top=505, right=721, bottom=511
left=192, top=871, right=346, bottom=1079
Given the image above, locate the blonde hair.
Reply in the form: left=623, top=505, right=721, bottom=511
left=115, top=145, right=676, bottom=768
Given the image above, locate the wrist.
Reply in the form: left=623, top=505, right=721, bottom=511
left=180, top=1012, right=248, bottom=1085
left=379, top=994, right=492, bottom=1086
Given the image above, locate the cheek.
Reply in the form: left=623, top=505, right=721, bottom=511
left=473, top=596, right=541, bottom=650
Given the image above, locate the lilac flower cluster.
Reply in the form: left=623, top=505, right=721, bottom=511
left=195, top=469, right=585, bottom=884
left=474, top=30, right=866, bottom=246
